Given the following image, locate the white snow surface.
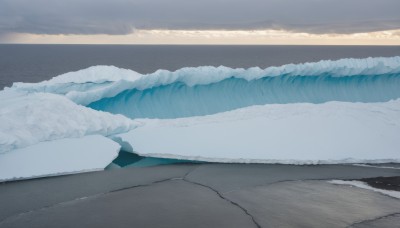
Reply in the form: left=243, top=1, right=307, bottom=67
left=10, top=56, right=400, bottom=106
left=0, top=90, right=136, bottom=153
left=329, top=180, right=400, bottom=199
left=0, top=135, right=120, bottom=182
left=117, top=100, right=400, bottom=164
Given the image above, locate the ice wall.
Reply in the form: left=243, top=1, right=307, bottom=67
left=11, top=56, right=400, bottom=119
left=89, top=73, right=400, bottom=119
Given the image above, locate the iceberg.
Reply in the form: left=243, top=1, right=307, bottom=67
left=1, top=56, right=400, bottom=180
left=0, top=135, right=120, bottom=182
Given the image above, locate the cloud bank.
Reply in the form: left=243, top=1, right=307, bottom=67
left=0, top=0, right=399, bottom=36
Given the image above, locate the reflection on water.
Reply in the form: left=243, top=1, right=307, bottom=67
left=106, top=150, right=200, bottom=169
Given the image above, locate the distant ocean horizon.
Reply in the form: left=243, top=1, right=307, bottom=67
left=1, top=44, right=400, bottom=89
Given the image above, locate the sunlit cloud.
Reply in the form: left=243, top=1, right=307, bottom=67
left=4, top=29, right=400, bottom=45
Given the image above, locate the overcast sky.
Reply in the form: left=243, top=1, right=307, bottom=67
left=1, top=0, right=399, bottom=44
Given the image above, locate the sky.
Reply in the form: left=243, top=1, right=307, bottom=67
left=1, top=0, right=400, bottom=45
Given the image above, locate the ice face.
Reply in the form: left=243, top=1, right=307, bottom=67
left=89, top=74, right=400, bottom=119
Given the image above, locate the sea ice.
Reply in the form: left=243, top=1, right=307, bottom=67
left=0, top=135, right=120, bottom=182
left=116, top=100, right=400, bottom=164
left=0, top=56, right=399, bottom=177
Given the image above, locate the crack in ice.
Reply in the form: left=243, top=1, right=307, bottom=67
left=347, top=212, right=400, bottom=227
left=182, top=178, right=262, bottom=228
left=0, top=176, right=184, bottom=226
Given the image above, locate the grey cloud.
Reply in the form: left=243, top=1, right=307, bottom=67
left=0, top=0, right=399, bottom=35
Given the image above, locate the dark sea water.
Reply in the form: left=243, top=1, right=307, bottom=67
left=1, top=44, right=400, bottom=89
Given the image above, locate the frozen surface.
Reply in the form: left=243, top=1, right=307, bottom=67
left=0, top=90, right=136, bottom=153
left=0, top=135, right=120, bottom=182
left=330, top=180, right=400, bottom=199
left=1, top=56, right=400, bottom=171
left=2, top=164, right=400, bottom=228
left=118, top=100, right=400, bottom=164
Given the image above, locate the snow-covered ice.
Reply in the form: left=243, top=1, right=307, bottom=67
left=1, top=56, right=400, bottom=180
left=0, top=135, right=120, bottom=182
left=117, top=100, right=400, bottom=164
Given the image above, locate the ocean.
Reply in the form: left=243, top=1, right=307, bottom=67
left=1, top=44, right=400, bottom=89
